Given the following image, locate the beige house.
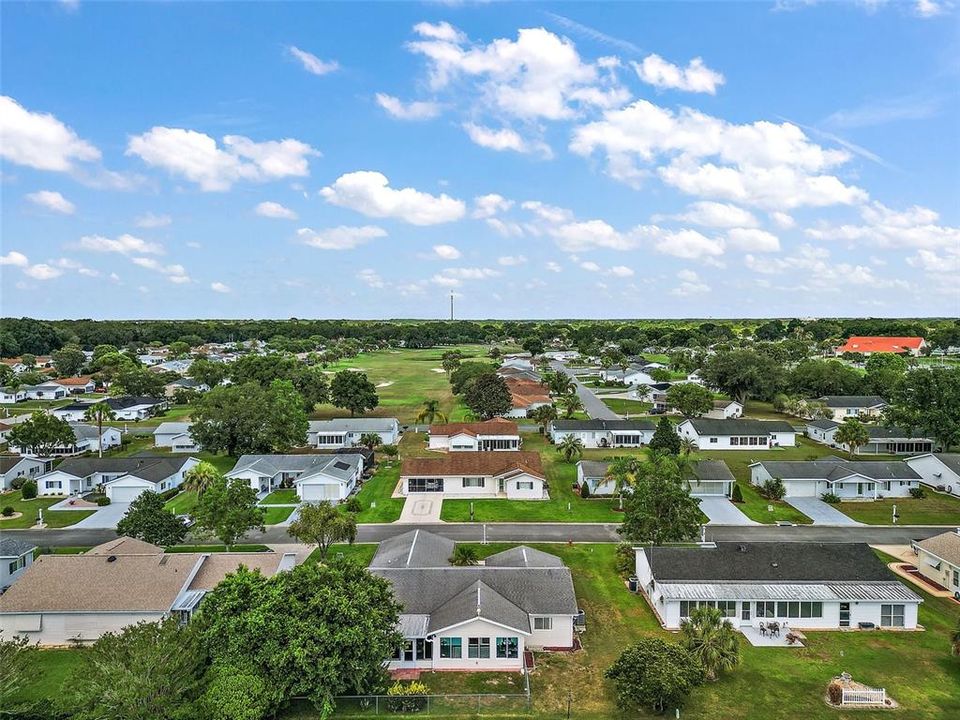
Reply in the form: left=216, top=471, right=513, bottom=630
left=913, top=529, right=960, bottom=599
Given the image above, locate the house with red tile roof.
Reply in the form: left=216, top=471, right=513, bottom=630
left=503, top=377, right=552, bottom=418
left=836, top=336, right=926, bottom=356
left=400, top=451, right=546, bottom=499
left=428, top=418, right=521, bottom=452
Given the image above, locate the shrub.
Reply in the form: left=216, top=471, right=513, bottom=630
left=758, top=478, right=786, bottom=501
left=96, top=496, right=112, bottom=506
left=379, top=444, right=399, bottom=459
left=909, top=486, right=926, bottom=499
left=615, top=542, right=635, bottom=578
left=386, top=681, right=428, bottom=713
left=450, top=546, right=479, bottom=566
left=158, top=487, right=181, bottom=501
left=343, top=496, right=362, bottom=513
left=820, top=492, right=841, bottom=504
left=2, top=506, right=14, bottom=517
left=579, top=482, right=591, bottom=498
left=20, top=480, right=37, bottom=500
left=827, top=681, right=843, bottom=705
left=730, top=484, right=744, bottom=503
left=10, top=476, right=26, bottom=491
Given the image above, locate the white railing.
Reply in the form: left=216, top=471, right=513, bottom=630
left=841, top=688, right=886, bottom=705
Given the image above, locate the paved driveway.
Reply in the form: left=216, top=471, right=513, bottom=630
left=784, top=497, right=862, bottom=525
left=698, top=497, right=758, bottom=525
left=549, top=361, right=619, bottom=420
left=66, top=502, right=132, bottom=529
left=398, top=494, right=443, bottom=523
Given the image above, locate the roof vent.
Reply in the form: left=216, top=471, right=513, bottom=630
left=106, top=555, right=117, bottom=563
left=771, top=562, right=779, bottom=568
left=738, top=544, right=747, bottom=552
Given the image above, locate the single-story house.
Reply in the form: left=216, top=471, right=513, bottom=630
left=818, top=395, right=888, bottom=422
left=400, top=452, right=546, bottom=500
left=904, top=454, right=960, bottom=497
left=0, top=455, right=54, bottom=491
left=35, top=456, right=200, bottom=501
left=550, top=419, right=656, bottom=449
left=677, top=418, right=797, bottom=450
left=912, top=529, right=960, bottom=600
left=805, top=420, right=934, bottom=455
left=704, top=400, right=744, bottom=420
left=138, top=354, right=166, bottom=366
left=153, top=422, right=201, bottom=453
left=22, top=382, right=69, bottom=401
left=1, top=359, right=28, bottom=374
left=370, top=530, right=578, bottom=671
left=599, top=366, right=655, bottom=386
left=0, top=537, right=297, bottom=645
left=428, top=418, right=521, bottom=452
left=226, top=453, right=364, bottom=503
left=55, top=376, right=97, bottom=395
left=496, top=366, right=542, bottom=384
left=749, top=458, right=922, bottom=499
left=632, top=382, right=672, bottom=412
left=104, top=396, right=168, bottom=421
left=503, top=377, right=552, bottom=418
left=306, top=418, right=401, bottom=450
left=0, top=537, right=37, bottom=590
left=577, top=459, right=734, bottom=497
left=0, top=387, right=27, bottom=404
left=164, top=377, right=210, bottom=397
left=153, top=359, right=193, bottom=374
left=635, top=542, right=921, bottom=630
left=7, top=423, right=122, bottom=457
left=51, top=400, right=103, bottom=422
left=836, top=336, right=926, bottom=357
left=0, top=422, right=10, bottom=444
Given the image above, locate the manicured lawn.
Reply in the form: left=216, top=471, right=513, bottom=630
left=601, top=398, right=652, bottom=415
left=0, top=490, right=95, bottom=528
left=305, top=542, right=379, bottom=566
left=354, top=462, right=404, bottom=523
left=262, top=488, right=299, bottom=504
left=6, top=648, right=86, bottom=706
left=834, top=490, right=960, bottom=525
left=307, top=345, right=515, bottom=424
left=164, top=490, right=198, bottom=515
left=732, top=480, right=812, bottom=525
left=263, top=505, right=295, bottom=525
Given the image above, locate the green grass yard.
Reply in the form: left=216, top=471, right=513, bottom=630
left=600, top=397, right=653, bottom=415
left=354, top=462, right=404, bottom=523
left=163, top=489, right=198, bottom=515
left=0, top=490, right=95, bottom=528
left=732, top=480, right=811, bottom=525
left=261, top=488, right=299, bottom=504
left=834, top=490, right=960, bottom=525
left=263, top=505, right=295, bottom=525
left=305, top=542, right=378, bottom=566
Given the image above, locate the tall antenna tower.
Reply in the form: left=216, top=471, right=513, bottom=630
left=449, top=292, right=454, bottom=321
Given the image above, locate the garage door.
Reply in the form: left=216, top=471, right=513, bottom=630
left=783, top=481, right=817, bottom=497
left=301, top=484, right=339, bottom=502
left=690, top=481, right=727, bottom=496
left=108, top=485, right=146, bottom=503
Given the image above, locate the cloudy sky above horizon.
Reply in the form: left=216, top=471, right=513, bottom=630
left=1, top=1, right=958, bottom=320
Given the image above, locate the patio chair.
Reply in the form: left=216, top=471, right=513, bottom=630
left=758, top=623, right=768, bottom=637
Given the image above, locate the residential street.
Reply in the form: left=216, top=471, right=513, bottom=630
left=4, top=522, right=952, bottom=548
left=549, top=360, right=619, bottom=420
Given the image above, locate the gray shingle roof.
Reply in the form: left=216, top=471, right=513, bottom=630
left=105, top=396, right=165, bottom=410
left=52, top=456, right=196, bottom=484
left=915, top=530, right=960, bottom=567
left=552, top=419, right=656, bottom=432
left=485, top=546, right=565, bottom=568
left=68, top=423, right=108, bottom=442
left=153, top=422, right=192, bottom=435
left=753, top=459, right=921, bottom=481
left=307, top=418, right=399, bottom=433
left=370, top=530, right=455, bottom=569
left=427, top=580, right=531, bottom=634
left=864, top=426, right=932, bottom=441
left=930, top=454, right=960, bottom=475
left=578, top=460, right=610, bottom=479
left=228, top=454, right=363, bottom=483
left=0, top=536, right=37, bottom=558
left=806, top=419, right=840, bottom=430
left=686, top=418, right=796, bottom=435
left=819, top=395, right=887, bottom=408
left=692, top=460, right=735, bottom=483
left=644, top=543, right=897, bottom=583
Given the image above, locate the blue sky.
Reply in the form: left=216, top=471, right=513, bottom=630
left=2, top=0, right=958, bottom=320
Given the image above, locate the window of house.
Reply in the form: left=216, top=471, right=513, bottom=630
left=709, top=437, right=717, bottom=443
left=407, top=478, right=444, bottom=493
left=755, top=601, right=776, bottom=618
left=799, top=602, right=822, bottom=618
left=462, top=477, right=485, bottom=488
left=880, top=604, right=905, bottom=627
left=416, top=638, right=432, bottom=660
left=496, top=637, right=519, bottom=659
left=468, top=637, right=490, bottom=659
left=730, top=437, right=740, bottom=446
left=717, top=600, right=737, bottom=617
left=439, top=637, right=462, bottom=658
left=7, top=561, right=17, bottom=575
left=516, top=481, right=534, bottom=491
left=533, top=617, right=553, bottom=630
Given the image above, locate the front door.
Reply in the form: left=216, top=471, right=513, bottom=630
left=839, top=603, right=850, bottom=627
left=403, top=640, right=415, bottom=663
left=498, top=478, right=505, bottom=493
left=741, top=602, right=751, bottom=624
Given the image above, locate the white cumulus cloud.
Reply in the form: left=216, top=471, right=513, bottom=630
left=78, top=234, right=164, bottom=255
left=297, top=225, right=387, bottom=250
left=0, top=96, right=100, bottom=172
left=0, top=251, right=29, bottom=267
left=320, top=171, right=465, bottom=225
left=255, top=201, right=298, bottom=220
left=433, top=244, right=462, bottom=260
left=134, top=212, right=172, bottom=228
left=26, top=190, right=75, bottom=215
left=673, top=201, right=758, bottom=228
left=633, top=54, right=725, bottom=94
left=211, top=281, right=231, bottom=293
left=726, top=227, right=781, bottom=253
left=375, top=93, right=442, bottom=120
left=287, top=46, right=339, bottom=75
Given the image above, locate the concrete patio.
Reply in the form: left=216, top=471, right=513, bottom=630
left=739, top=625, right=805, bottom=647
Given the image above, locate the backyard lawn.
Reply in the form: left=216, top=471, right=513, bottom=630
left=0, top=490, right=95, bottom=528
left=834, top=490, right=960, bottom=525
left=600, top=398, right=653, bottom=416
left=262, top=488, right=299, bottom=504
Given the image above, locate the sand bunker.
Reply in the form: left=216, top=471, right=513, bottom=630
left=431, top=368, right=446, bottom=373
left=376, top=381, right=394, bottom=388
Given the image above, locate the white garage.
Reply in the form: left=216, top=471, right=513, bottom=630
left=105, top=478, right=154, bottom=503
left=298, top=482, right=342, bottom=503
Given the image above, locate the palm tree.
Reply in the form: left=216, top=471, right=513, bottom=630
left=450, top=546, right=479, bottom=566
left=556, top=435, right=584, bottom=463
left=357, top=432, right=383, bottom=450
left=529, top=404, right=558, bottom=433
left=83, top=402, right=116, bottom=458
left=182, top=461, right=222, bottom=498
left=835, top=418, right=870, bottom=458
left=415, top=399, right=447, bottom=425
left=951, top=616, right=960, bottom=657
left=557, top=392, right=584, bottom=419
left=679, top=436, right=699, bottom=457
left=546, top=372, right=574, bottom=397
left=680, top=606, right=741, bottom=681
left=606, top=456, right=641, bottom=510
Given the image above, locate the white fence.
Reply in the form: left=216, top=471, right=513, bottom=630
left=841, top=687, right=886, bottom=706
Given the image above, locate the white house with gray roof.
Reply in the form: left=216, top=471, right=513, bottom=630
left=35, top=456, right=200, bottom=501
left=749, top=458, right=922, bottom=499
left=1, top=537, right=37, bottom=590
left=635, top=542, right=921, bottom=631
left=904, top=454, right=960, bottom=497
left=226, top=453, right=364, bottom=503
left=677, top=418, right=797, bottom=450
left=370, top=530, right=578, bottom=671
left=818, top=395, right=888, bottom=422
left=8, top=423, right=121, bottom=457
left=153, top=422, right=200, bottom=452
left=306, top=418, right=401, bottom=450
left=578, top=459, right=735, bottom=497
left=550, top=419, right=656, bottom=449
left=912, top=529, right=960, bottom=600
left=805, top=420, right=934, bottom=455
left=0, top=456, right=53, bottom=491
